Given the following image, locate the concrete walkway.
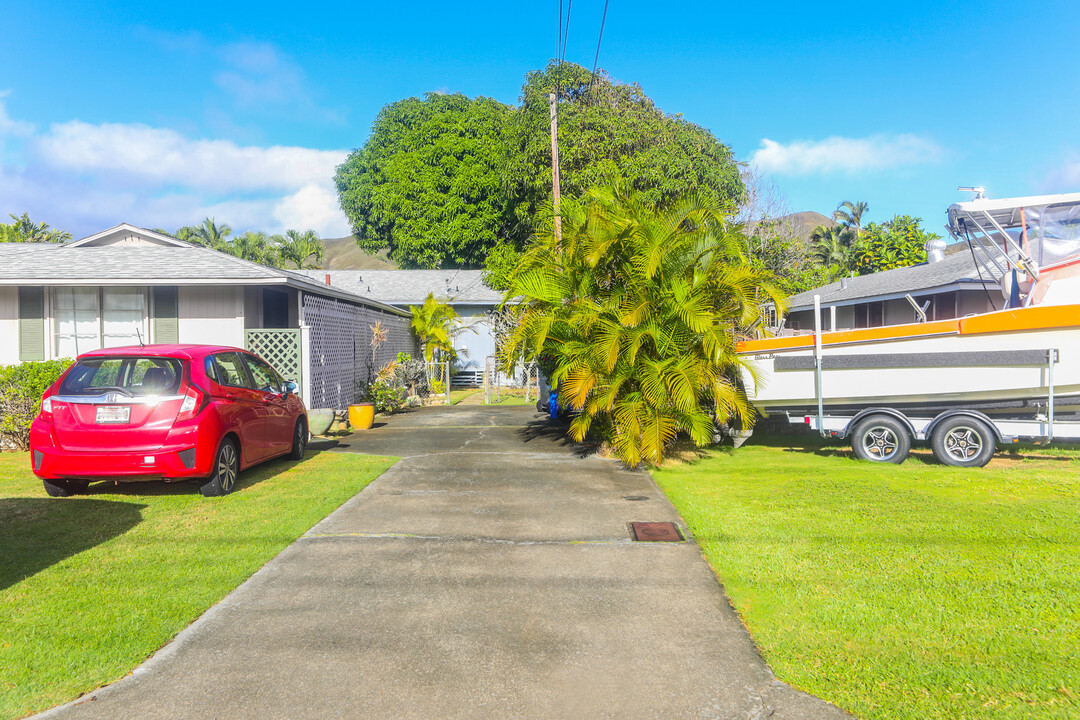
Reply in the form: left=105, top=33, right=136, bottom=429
left=37, top=405, right=852, bottom=720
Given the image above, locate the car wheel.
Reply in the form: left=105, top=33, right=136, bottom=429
left=42, top=479, right=90, bottom=497
left=200, top=438, right=240, bottom=497
left=288, top=418, right=307, bottom=461
left=931, top=416, right=995, bottom=467
left=850, top=415, right=911, bottom=464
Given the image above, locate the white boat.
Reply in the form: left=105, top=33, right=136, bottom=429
left=736, top=191, right=1080, bottom=465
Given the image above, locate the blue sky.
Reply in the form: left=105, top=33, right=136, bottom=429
left=1, top=0, right=1077, bottom=241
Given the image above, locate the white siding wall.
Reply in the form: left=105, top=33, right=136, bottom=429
left=178, top=286, right=245, bottom=347
left=452, top=304, right=496, bottom=371
left=0, top=287, right=18, bottom=366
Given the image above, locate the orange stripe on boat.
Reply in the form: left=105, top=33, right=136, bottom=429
left=737, top=318, right=960, bottom=353
left=958, top=304, right=1080, bottom=334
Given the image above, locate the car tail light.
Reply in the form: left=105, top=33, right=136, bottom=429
left=177, top=384, right=209, bottom=421
left=40, top=392, right=54, bottom=421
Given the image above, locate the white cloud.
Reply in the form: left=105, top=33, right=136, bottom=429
left=215, top=42, right=307, bottom=107
left=0, top=102, right=352, bottom=238
left=751, top=134, right=943, bottom=175
left=0, top=92, right=35, bottom=137
left=36, top=120, right=346, bottom=193
left=1044, top=154, right=1080, bottom=190
left=273, top=183, right=351, bottom=237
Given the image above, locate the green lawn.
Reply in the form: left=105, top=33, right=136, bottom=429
left=0, top=449, right=397, bottom=720
left=449, top=388, right=482, bottom=404
left=652, top=437, right=1080, bottom=720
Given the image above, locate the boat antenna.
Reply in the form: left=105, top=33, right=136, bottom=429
left=958, top=185, right=986, bottom=199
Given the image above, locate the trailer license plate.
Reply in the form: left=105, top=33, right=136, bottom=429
left=96, top=406, right=130, bottom=424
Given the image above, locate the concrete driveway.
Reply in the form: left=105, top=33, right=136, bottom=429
left=35, top=405, right=852, bottom=720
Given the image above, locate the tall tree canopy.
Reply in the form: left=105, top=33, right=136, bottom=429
left=335, top=92, right=513, bottom=269
left=335, top=62, right=744, bottom=269
left=504, top=62, right=744, bottom=238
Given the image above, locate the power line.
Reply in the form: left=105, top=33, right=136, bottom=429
left=562, top=0, right=573, bottom=64
left=588, top=0, right=610, bottom=104
left=555, top=0, right=574, bottom=102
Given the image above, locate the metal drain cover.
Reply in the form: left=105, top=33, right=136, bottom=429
left=630, top=522, right=683, bottom=542
left=622, top=495, right=649, bottom=501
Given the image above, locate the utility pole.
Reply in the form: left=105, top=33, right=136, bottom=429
left=548, top=92, right=562, bottom=244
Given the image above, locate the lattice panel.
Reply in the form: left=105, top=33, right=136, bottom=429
left=245, top=329, right=302, bottom=389
left=302, top=294, right=417, bottom=410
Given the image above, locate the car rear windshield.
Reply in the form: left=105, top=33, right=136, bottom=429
left=59, top=357, right=185, bottom=397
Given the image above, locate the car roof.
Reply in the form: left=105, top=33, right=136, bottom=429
left=76, top=344, right=248, bottom=361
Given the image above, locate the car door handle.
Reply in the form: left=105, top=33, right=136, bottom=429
left=224, top=393, right=239, bottom=400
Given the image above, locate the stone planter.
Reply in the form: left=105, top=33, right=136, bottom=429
left=307, top=408, right=335, bottom=436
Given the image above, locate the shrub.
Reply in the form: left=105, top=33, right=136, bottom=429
left=0, top=359, right=72, bottom=450
left=369, top=379, right=408, bottom=413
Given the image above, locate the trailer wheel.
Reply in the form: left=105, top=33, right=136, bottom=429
left=931, top=416, right=995, bottom=467
left=851, top=415, right=910, bottom=464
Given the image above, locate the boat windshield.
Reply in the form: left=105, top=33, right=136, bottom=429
left=948, top=194, right=1080, bottom=274
left=1025, top=203, right=1080, bottom=267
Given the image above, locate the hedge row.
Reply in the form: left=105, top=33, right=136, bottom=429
left=0, top=359, right=71, bottom=451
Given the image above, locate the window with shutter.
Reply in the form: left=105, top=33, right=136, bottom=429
left=18, top=287, right=45, bottom=361
left=153, top=286, right=179, bottom=343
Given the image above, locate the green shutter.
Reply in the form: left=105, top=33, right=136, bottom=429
left=18, top=287, right=46, bottom=361
left=152, top=287, right=179, bottom=343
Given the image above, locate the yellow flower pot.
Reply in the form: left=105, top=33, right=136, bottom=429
left=348, top=403, right=375, bottom=430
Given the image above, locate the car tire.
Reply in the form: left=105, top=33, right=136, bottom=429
left=850, top=415, right=911, bottom=464
left=200, top=438, right=240, bottom=497
left=931, top=416, right=995, bottom=467
left=42, top=479, right=89, bottom=497
left=288, top=418, right=307, bottom=461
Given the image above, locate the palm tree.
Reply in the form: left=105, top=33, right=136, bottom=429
left=2, top=213, right=72, bottom=243
left=184, top=218, right=232, bottom=250
left=833, top=200, right=869, bottom=237
left=810, top=224, right=858, bottom=273
left=225, top=231, right=278, bottom=265
left=409, top=293, right=460, bottom=362
left=501, top=183, right=783, bottom=467
left=274, top=229, right=325, bottom=269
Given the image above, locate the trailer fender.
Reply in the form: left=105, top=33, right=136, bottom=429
left=842, top=408, right=917, bottom=441
left=925, top=410, right=1004, bottom=444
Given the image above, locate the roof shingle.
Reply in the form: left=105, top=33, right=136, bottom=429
left=785, top=249, right=1003, bottom=310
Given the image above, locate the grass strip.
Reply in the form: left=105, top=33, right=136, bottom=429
left=0, top=449, right=397, bottom=719
left=652, top=438, right=1080, bottom=720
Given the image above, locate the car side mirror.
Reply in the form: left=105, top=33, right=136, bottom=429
left=282, top=381, right=298, bottom=395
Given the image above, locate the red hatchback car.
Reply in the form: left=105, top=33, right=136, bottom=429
left=30, top=344, right=308, bottom=498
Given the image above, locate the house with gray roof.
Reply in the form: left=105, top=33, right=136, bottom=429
left=783, top=244, right=1003, bottom=332
left=297, top=269, right=503, bottom=371
left=0, top=224, right=416, bottom=409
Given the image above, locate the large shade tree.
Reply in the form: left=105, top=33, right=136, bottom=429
left=501, top=184, right=782, bottom=467
left=504, top=62, right=744, bottom=240
left=335, top=62, right=744, bottom=270
left=335, top=92, right=513, bottom=269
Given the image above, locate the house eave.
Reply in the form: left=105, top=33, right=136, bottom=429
left=786, top=280, right=998, bottom=313
left=0, top=276, right=411, bottom=317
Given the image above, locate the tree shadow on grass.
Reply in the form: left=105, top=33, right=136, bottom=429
left=78, top=449, right=333, bottom=498
left=0, top=497, right=146, bottom=591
